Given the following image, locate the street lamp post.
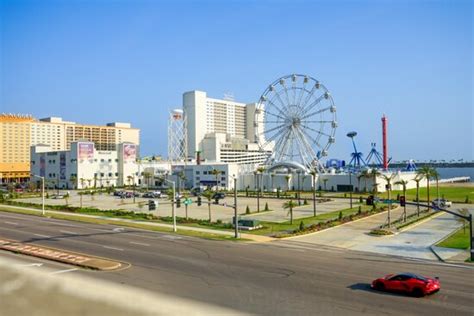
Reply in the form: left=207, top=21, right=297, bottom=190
left=233, top=175, right=239, bottom=239
left=349, top=171, right=353, bottom=209
left=31, top=174, right=45, bottom=216
left=163, top=175, right=177, bottom=232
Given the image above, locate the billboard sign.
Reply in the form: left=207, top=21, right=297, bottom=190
left=123, top=144, right=137, bottom=161
left=78, top=143, right=94, bottom=160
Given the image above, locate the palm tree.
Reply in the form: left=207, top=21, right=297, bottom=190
left=283, top=200, right=298, bottom=224
left=255, top=166, right=265, bottom=212
left=413, top=176, right=423, bottom=217
left=210, top=169, right=222, bottom=192
left=93, top=174, right=98, bottom=189
left=69, top=175, right=77, bottom=190
left=142, top=171, right=152, bottom=190
left=270, top=173, right=275, bottom=192
left=80, top=178, right=86, bottom=190
left=417, top=166, right=436, bottom=210
left=432, top=169, right=440, bottom=202
left=369, top=169, right=382, bottom=200
left=381, top=173, right=396, bottom=227
left=357, top=170, right=370, bottom=193
left=395, top=179, right=409, bottom=222
left=285, top=174, right=292, bottom=192
left=86, top=179, right=92, bottom=189
left=322, top=178, right=329, bottom=191
left=309, top=169, right=318, bottom=217
left=64, top=192, right=70, bottom=206
left=202, top=190, right=214, bottom=222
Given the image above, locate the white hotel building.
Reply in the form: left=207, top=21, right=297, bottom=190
left=183, top=91, right=271, bottom=166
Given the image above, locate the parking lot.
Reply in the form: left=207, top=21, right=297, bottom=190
left=14, top=190, right=352, bottom=223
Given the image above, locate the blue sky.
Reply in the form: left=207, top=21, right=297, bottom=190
left=1, top=0, right=472, bottom=161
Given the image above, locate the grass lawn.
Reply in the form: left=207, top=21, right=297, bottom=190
left=247, top=204, right=374, bottom=236
left=0, top=205, right=243, bottom=241
left=436, top=227, right=470, bottom=249
left=297, top=184, right=474, bottom=204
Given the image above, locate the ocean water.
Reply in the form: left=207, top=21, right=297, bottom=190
left=435, top=167, right=473, bottom=181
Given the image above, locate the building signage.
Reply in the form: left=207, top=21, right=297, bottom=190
left=59, top=153, right=66, bottom=180
left=78, top=143, right=94, bottom=160
left=123, top=144, right=137, bottom=161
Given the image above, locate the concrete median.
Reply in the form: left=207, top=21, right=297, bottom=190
left=0, top=238, right=122, bottom=270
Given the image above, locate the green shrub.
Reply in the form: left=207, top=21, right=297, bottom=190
left=358, top=206, right=362, bottom=215
left=303, top=199, right=308, bottom=205
left=338, top=211, right=342, bottom=220
left=264, top=202, right=269, bottom=211
left=299, top=221, right=305, bottom=231
left=246, top=205, right=250, bottom=214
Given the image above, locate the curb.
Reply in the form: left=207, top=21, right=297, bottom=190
left=429, top=246, right=445, bottom=262
left=0, top=238, right=122, bottom=271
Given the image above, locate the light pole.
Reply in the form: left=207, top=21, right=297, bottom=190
left=349, top=170, right=353, bottom=209
left=233, top=175, right=239, bottom=239
left=163, top=175, right=177, bottom=232
left=31, top=174, right=45, bottom=216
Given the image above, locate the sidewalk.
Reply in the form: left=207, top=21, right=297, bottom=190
left=0, top=204, right=274, bottom=243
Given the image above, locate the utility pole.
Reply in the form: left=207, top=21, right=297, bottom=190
left=234, top=176, right=239, bottom=238
left=349, top=171, right=353, bottom=209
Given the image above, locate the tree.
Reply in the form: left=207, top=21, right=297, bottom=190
left=69, top=175, right=77, bottom=190
left=64, top=192, right=70, bottom=206
left=80, top=178, right=86, bottom=190
left=369, top=169, right=382, bottom=200
left=381, top=173, right=396, bottom=227
left=86, top=178, right=92, bottom=189
left=322, top=178, right=329, bottom=191
left=285, top=175, right=291, bottom=192
left=357, top=170, right=370, bottom=193
left=93, top=174, right=98, bottom=189
left=417, top=166, right=437, bottom=211
left=433, top=169, right=440, bottom=202
left=395, top=179, right=409, bottom=222
left=202, top=190, right=214, bottom=222
left=142, top=171, right=152, bottom=190
left=210, top=169, right=222, bottom=192
left=270, top=173, right=275, bottom=192
left=283, top=200, right=298, bottom=224
left=456, top=208, right=470, bottom=233
left=413, top=176, right=423, bottom=217
left=78, top=191, right=84, bottom=208
left=255, top=166, right=265, bottom=212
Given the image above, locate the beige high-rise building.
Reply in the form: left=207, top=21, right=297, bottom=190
left=0, top=114, right=140, bottom=182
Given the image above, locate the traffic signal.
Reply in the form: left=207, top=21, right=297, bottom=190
left=176, top=198, right=181, bottom=208
left=400, top=195, right=406, bottom=206
left=366, top=195, right=374, bottom=206
left=197, top=196, right=202, bottom=206
left=148, top=200, right=156, bottom=211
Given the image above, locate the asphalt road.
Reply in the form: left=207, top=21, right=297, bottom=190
left=0, top=211, right=473, bottom=315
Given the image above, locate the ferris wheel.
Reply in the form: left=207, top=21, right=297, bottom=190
left=255, top=74, right=337, bottom=169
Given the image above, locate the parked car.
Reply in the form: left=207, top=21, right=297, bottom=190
left=50, top=194, right=65, bottom=199
left=143, top=192, right=160, bottom=198
left=191, top=187, right=204, bottom=196
left=113, top=191, right=125, bottom=197
left=372, top=272, right=440, bottom=297
left=431, top=198, right=452, bottom=208
left=212, top=192, right=226, bottom=200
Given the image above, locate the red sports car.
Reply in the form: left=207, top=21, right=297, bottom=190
left=371, top=273, right=440, bottom=297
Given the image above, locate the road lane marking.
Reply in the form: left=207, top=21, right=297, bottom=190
left=19, top=263, right=43, bottom=267
left=49, top=268, right=78, bottom=275
left=4, top=221, right=18, bottom=225
left=34, top=234, right=51, bottom=238
left=103, top=246, right=124, bottom=251
left=59, top=230, right=78, bottom=235
left=129, top=241, right=150, bottom=246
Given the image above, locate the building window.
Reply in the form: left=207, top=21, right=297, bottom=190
left=196, top=171, right=200, bottom=175
left=108, top=173, right=112, bottom=177
left=196, top=177, right=200, bottom=180
left=101, top=159, right=105, bottom=162
left=100, top=173, right=104, bottom=177
left=221, top=177, right=226, bottom=181
left=203, top=171, right=207, bottom=175
left=108, top=159, right=112, bottom=162
left=115, top=173, right=118, bottom=176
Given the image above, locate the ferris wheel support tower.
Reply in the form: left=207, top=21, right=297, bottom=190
left=168, top=109, right=188, bottom=164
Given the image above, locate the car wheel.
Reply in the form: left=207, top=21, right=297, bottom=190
left=375, top=282, right=384, bottom=291
left=412, top=288, right=425, bottom=297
